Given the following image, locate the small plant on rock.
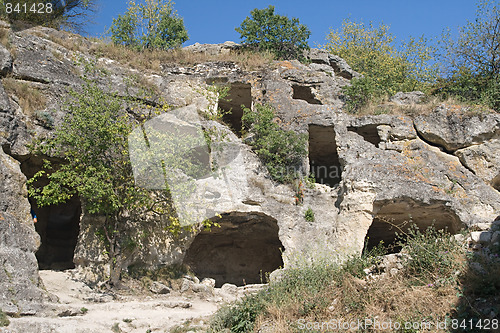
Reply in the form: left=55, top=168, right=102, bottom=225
left=304, top=207, right=315, bottom=222
left=0, top=309, right=9, bottom=327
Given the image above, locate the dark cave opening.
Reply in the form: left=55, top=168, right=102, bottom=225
left=492, top=174, right=500, bottom=192
left=218, top=82, right=252, bottom=135
left=308, top=125, right=342, bottom=187
left=347, top=124, right=382, bottom=147
left=292, top=84, right=322, bottom=105
left=20, top=155, right=81, bottom=270
left=183, top=212, right=284, bottom=287
left=364, top=199, right=462, bottom=254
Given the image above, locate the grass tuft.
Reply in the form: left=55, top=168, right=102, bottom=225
left=208, top=226, right=500, bottom=333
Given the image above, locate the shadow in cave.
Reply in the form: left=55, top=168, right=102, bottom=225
left=183, top=212, right=284, bottom=287
left=217, top=82, right=252, bottom=136
left=20, top=155, right=82, bottom=270
left=308, top=125, right=342, bottom=187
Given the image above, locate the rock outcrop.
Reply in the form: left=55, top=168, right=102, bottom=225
left=0, top=21, right=499, bottom=315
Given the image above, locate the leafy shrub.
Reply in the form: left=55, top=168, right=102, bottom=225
left=242, top=104, right=307, bottom=183
left=397, top=225, right=464, bottom=285
left=325, top=19, right=437, bottom=112
left=110, top=0, right=188, bottom=50
left=208, top=295, right=266, bottom=333
left=304, top=207, right=314, bottom=222
left=436, top=1, right=499, bottom=111
left=236, top=5, right=310, bottom=60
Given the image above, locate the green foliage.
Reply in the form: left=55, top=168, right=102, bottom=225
left=0, top=0, right=96, bottom=32
left=110, top=0, right=188, bottom=50
left=26, top=59, right=215, bottom=285
left=397, top=225, right=463, bottom=285
left=241, top=104, right=307, bottom=183
left=235, top=5, right=310, bottom=60
left=325, top=19, right=437, bottom=112
left=343, top=241, right=386, bottom=278
left=304, top=207, right=314, bottom=222
left=209, top=295, right=266, bottom=333
left=435, top=0, right=500, bottom=111
left=0, top=309, right=9, bottom=327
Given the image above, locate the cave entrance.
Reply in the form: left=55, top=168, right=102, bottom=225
left=292, top=84, right=322, bottom=105
left=364, top=199, right=462, bottom=254
left=183, top=212, right=284, bottom=287
left=218, top=82, right=252, bottom=135
left=308, top=125, right=342, bottom=187
left=20, top=155, right=81, bottom=270
left=347, top=124, right=381, bottom=147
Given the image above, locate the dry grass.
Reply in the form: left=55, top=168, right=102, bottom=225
left=254, top=274, right=459, bottom=333
left=209, top=226, right=500, bottom=333
left=0, top=27, right=9, bottom=48
left=89, top=43, right=275, bottom=72
left=30, top=29, right=275, bottom=73
left=2, top=77, right=47, bottom=115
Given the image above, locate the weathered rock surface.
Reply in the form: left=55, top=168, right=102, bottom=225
left=390, top=91, right=425, bottom=105
left=0, top=149, right=45, bottom=315
left=305, top=48, right=360, bottom=79
left=455, top=139, right=500, bottom=191
left=414, top=106, right=500, bottom=152
left=0, top=21, right=499, bottom=316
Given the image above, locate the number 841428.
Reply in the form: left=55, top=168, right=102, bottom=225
left=5, top=2, right=53, bottom=14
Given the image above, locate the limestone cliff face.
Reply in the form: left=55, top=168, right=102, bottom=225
left=0, top=22, right=499, bottom=313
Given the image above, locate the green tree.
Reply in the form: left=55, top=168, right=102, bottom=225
left=0, top=0, right=97, bottom=32
left=236, top=5, right=311, bottom=60
left=27, top=60, right=210, bottom=286
left=110, top=0, right=188, bottom=50
left=434, top=0, right=500, bottom=110
left=325, top=19, right=437, bottom=112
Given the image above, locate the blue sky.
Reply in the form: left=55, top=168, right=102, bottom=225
left=85, top=0, right=479, bottom=47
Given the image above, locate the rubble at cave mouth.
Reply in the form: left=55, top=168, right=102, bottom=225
left=183, top=212, right=284, bottom=287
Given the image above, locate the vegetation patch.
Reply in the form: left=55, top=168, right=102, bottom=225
left=2, top=78, right=47, bottom=115
left=0, top=309, right=9, bottom=327
left=208, top=226, right=500, bottom=332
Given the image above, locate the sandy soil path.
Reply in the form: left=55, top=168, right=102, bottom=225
left=2, top=270, right=227, bottom=333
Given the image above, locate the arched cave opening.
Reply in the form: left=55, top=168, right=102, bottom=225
left=364, top=199, right=462, bottom=254
left=19, top=155, right=82, bottom=270
left=292, top=84, right=322, bottom=105
left=308, top=125, right=342, bottom=187
left=183, top=212, right=284, bottom=287
left=217, top=82, right=252, bottom=135
left=347, top=124, right=382, bottom=147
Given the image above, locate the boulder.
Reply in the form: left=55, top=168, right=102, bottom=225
left=414, top=106, right=500, bottom=152
left=390, top=91, right=425, bottom=105
left=455, top=139, right=500, bottom=190
left=149, top=281, right=171, bottom=294
left=305, top=48, right=360, bottom=79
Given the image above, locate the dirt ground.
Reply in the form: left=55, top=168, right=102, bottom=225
left=1, top=270, right=240, bottom=333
